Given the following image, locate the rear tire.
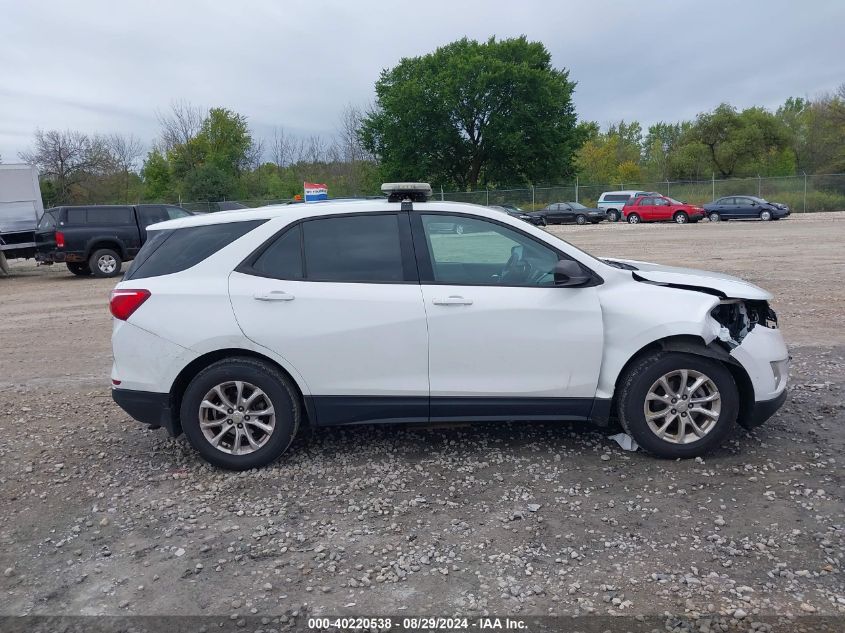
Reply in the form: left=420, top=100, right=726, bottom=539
left=89, top=248, right=122, bottom=278
left=180, top=357, right=301, bottom=470
left=66, top=262, right=91, bottom=276
left=674, top=212, right=689, bottom=224
left=627, top=213, right=641, bottom=224
left=575, top=214, right=587, bottom=225
left=617, top=352, right=738, bottom=458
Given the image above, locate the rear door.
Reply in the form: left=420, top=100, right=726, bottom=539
left=411, top=212, right=603, bottom=419
left=718, top=197, right=737, bottom=218
left=228, top=212, right=431, bottom=425
left=635, top=197, right=655, bottom=220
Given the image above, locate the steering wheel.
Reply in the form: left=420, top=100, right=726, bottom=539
left=500, top=245, right=533, bottom=284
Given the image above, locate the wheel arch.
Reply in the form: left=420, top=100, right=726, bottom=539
left=86, top=239, right=127, bottom=260
left=607, top=334, right=754, bottom=427
left=168, top=348, right=312, bottom=436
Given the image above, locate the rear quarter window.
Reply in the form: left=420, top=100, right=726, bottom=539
left=124, top=220, right=266, bottom=280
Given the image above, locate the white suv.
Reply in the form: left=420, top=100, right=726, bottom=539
left=110, top=183, right=788, bottom=469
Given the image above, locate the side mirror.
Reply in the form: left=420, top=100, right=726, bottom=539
left=554, top=260, right=592, bottom=287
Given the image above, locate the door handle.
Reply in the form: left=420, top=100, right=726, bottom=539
left=432, top=295, right=473, bottom=306
left=253, top=290, right=295, bottom=302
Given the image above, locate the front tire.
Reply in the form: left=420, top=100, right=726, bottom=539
left=760, top=210, right=773, bottom=221
left=617, top=352, right=738, bottom=458
left=709, top=212, right=721, bottom=222
left=89, top=248, right=122, bottom=278
left=673, top=212, right=689, bottom=224
left=180, top=357, right=300, bottom=470
left=607, top=210, right=619, bottom=223
left=66, top=262, right=91, bottom=276
left=575, top=214, right=587, bottom=225
left=627, top=213, right=641, bottom=224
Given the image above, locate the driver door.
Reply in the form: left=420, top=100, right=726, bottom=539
left=653, top=197, right=672, bottom=220
left=411, top=212, right=604, bottom=419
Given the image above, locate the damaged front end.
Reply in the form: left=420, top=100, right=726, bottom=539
left=710, top=299, right=779, bottom=348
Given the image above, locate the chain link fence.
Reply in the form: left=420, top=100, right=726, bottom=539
left=437, top=174, right=845, bottom=212
left=170, top=174, right=845, bottom=213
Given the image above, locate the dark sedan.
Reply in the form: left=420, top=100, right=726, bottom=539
left=535, top=202, right=605, bottom=225
left=703, top=196, right=790, bottom=222
left=489, top=205, right=547, bottom=226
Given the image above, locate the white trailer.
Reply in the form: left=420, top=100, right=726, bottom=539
left=0, top=163, right=44, bottom=266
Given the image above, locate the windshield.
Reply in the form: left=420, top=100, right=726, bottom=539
left=668, top=197, right=683, bottom=205
left=569, top=202, right=587, bottom=209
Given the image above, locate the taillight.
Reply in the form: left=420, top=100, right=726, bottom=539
left=55, top=231, right=65, bottom=248
left=110, top=289, right=151, bottom=321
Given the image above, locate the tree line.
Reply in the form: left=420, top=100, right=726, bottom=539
left=14, top=36, right=845, bottom=208
left=575, top=88, right=845, bottom=186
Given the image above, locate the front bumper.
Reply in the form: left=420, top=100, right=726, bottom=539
left=112, top=388, right=179, bottom=435
left=742, top=389, right=787, bottom=429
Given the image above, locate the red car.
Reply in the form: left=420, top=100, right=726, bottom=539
left=623, top=195, right=705, bottom=224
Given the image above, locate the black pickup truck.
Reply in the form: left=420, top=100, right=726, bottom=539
left=35, top=204, right=192, bottom=277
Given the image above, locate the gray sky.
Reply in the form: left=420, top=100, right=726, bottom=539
left=2, top=0, right=843, bottom=163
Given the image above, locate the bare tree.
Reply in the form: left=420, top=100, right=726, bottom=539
left=156, top=100, right=205, bottom=151
left=336, top=103, right=372, bottom=163
left=19, top=129, right=109, bottom=203
left=106, top=133, right=144, bottom=202
left=270, top=127, right=307, bottom=169
left=304, top=135, right=328, bottom=164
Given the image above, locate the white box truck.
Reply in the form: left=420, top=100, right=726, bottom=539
left=0, top=163, right=44, bottom=270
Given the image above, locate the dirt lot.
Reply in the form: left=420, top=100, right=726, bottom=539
left=1, top=213, right=843, bottom=630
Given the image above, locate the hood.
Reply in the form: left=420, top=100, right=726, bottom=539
left=604, top=258, right=772, bottom=301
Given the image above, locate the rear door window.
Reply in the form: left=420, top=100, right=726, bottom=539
left=251, top=224, right=303, bottom=279
left=302, top=214, right=406, bottom=282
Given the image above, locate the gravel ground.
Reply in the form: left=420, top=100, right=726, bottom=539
left=0, top=212, right=843, bottom=630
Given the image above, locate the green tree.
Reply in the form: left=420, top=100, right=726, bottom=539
left=575, top=121, right=644, bottom=184
left=361, top=36, right=579, bottom=189
left=141, top=148, right=172, bottom=200
left=689, top=104, right=791, bottom=177
left=197, top=108, right=252, bottom=175
left=183, top=164, right=236, bottom=201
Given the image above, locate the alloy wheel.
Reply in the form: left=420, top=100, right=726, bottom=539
left=198, top=380, right=276, bottom=455
left=98, top=254, right=117, bottom=274
left=643, top=369, right=721, bottom=444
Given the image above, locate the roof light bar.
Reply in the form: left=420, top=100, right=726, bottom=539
left=381, top=182, right=432, bottom=203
